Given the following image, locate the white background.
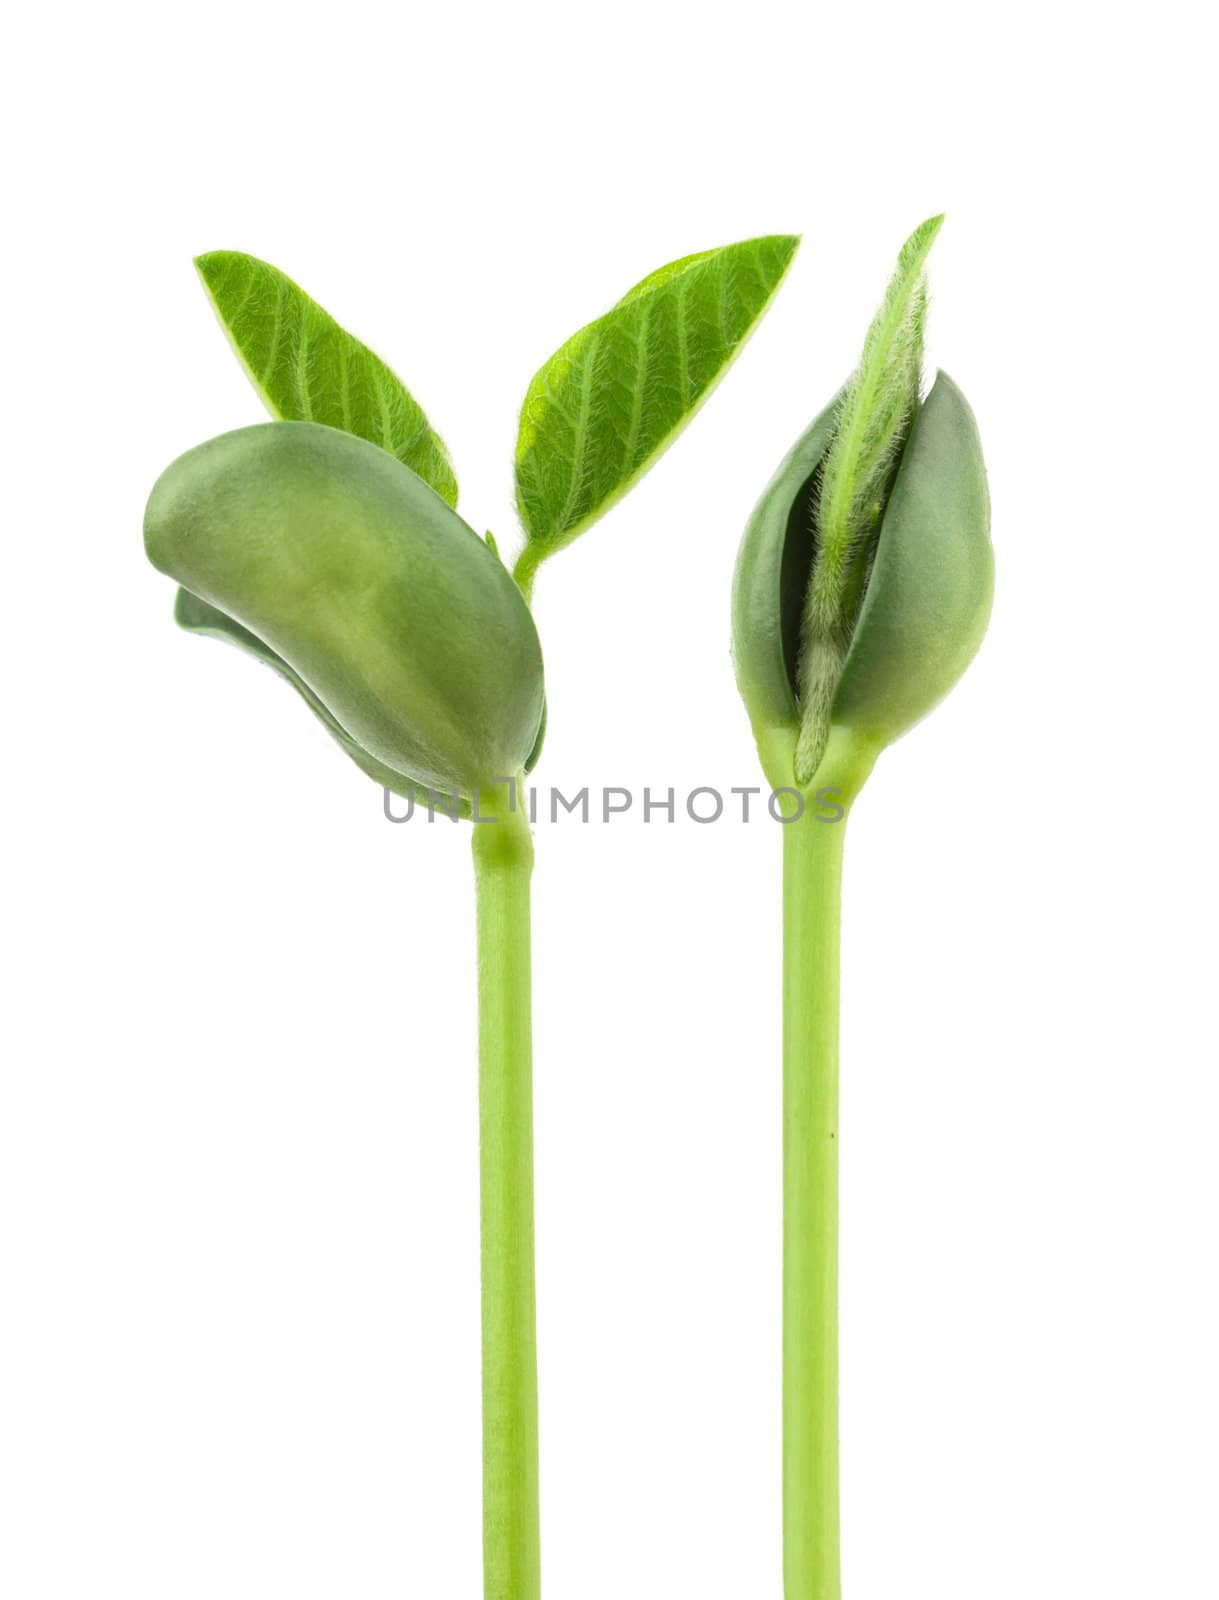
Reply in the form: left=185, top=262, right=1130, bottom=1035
left=4, top=3, right=1216, bottom=1597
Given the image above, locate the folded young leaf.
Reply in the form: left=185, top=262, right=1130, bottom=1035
left=195, top=251, right=458, bottom=507
left=513, top=234, right=799, bottom=584
left=795, top=214, right=942, bottom=781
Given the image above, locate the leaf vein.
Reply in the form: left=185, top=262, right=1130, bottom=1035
left=623, top=301, right=652, bottom=471
left=260, top=275, right=286, bottom=387
left=295, top=310, right=313, bottom=420
left=552, top=331, right=602, bottom=538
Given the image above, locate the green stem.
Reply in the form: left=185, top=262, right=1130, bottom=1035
left=782, top=797, right=847, bottom=1600
left=512, top=544, right=540, bottom=605
left=472, top=785, right=540, bottom=1600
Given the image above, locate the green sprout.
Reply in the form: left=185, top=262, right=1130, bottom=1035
left=731, top=217, right=993, bottom=1600
left=143, top=236, right=798, bottom=1600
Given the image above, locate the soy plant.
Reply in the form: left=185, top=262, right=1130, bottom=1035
left=731, top=217, right=992, bottom=1600
left=144, top=234, right=798, bottom=1600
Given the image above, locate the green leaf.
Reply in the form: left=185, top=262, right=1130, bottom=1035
left=194, top=250, right=458, bottom=507
left=513, top=234, right=799, bottom=580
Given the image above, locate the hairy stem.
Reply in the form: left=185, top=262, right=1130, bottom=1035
left=512, top=544, right=541, bottom=605
left=472, top=787, right=540, bottom=1600
left=783, top=801, right=846, bottom=1600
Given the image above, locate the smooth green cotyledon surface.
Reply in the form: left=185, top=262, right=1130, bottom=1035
left=830, top=371, right=991, bottom=746
left=145, top=421, right=544, bottom=798
left=732, top=372, right=992, bottom=794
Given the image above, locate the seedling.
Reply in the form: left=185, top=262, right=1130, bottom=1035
left=144, top=236, right=798, bottom=1600
left=731, top=217, right=993, bottom=1599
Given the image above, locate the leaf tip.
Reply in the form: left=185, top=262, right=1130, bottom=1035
left=192, top=251, right=238, bottom=308
left=192, top=250, right=224, bottom=282
left=759, top=232, right=802, bottom=267
left=906, top=213, right=946, bottom=259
